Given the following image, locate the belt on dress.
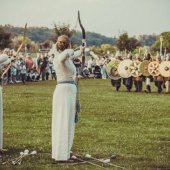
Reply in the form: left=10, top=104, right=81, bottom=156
left=57, top=80, right=76, bottom=85
left=57, top=80, right=80, bottom=123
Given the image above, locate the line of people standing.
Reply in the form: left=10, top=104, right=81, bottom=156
left=110, top=53, right=170, bottom=94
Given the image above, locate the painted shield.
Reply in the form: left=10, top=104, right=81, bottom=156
left=106, top=59, right=121, bottom=80
left=118, top=59, right=133, bottom=78
left=0, top=54, right=8, bottom=64
left=139, top=60, right=150, bottom=76
left=148, top=61, right=160, bottom=76
left=159, top=61, right=170, bottom=77
left=129, top=61, right=142, bottom=77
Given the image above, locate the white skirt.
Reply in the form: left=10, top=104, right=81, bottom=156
left=52, top=83, right=76, bottom=160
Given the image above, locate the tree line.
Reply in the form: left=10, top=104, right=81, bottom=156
left=1, top=24, right=115, bottom=46
left=0, top=24, right=170, bottom=55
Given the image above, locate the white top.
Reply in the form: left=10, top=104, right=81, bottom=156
left=53, top=48, right=82, bottom=82
left=87, top=59, right=96, bottom=69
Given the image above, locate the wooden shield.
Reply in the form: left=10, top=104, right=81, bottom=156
left=118, top=59, right=133, bottom=78
left=109, top=66, right=121, bottom=80
left=148, top=61, right=160, bottom=76
left=139, top=60, right=150, bottom=76
left=106, top=59, right=120, bottom=73
left=106, top=59, right=121, bottom=80
left=129, top=61, right=142, bottom=77
left=159, top=61, right=170, bottom=77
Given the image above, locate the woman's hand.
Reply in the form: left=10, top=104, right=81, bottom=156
left=80, top=45, right=86, bottom=53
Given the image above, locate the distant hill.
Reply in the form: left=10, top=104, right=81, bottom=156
left=1, top=25, right=116, bottom=46
left=1, top=25, right=157, bottom=47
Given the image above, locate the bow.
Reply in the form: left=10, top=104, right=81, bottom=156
left=78, top=11, right=86, bottom=67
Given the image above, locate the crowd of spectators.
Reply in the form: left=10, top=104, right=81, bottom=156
left=0, top=49, right=56, bottom=85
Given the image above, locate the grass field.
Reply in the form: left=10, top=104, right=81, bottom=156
left=0, top=79, right=170, bottom=170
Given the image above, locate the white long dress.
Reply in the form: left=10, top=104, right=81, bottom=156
left=52, top=48, right=82, bottom=160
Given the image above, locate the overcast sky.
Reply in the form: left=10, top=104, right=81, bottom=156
left=0, top=0, right=170, bottom=37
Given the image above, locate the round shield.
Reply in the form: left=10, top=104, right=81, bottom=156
left=139, top=60, right=150, bottom=76
left=0, top=54, right=8, bottom=64
left=106, top=59, right=120, bottom=73
left=129, top=61, right=142, bottom=77
left=118, top=59, right=133, bottom=78
left=148, top=61, right=160, bottom=76
left=106, top=59, right=121, bottom=80
left=159, top=61, right=170, bottom=77
left=109, top=66, right=121, bottom=80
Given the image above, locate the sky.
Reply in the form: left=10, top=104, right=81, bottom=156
left=0, top=0, right=170, bottom=37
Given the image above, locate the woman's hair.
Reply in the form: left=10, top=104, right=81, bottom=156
left=57, top=35, right=70, bottom=49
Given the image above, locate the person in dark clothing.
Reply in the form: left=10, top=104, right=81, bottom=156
left=38, top=53, right=49, bottom=81
left=143, top=53, right=152, bottom=93
left=123, top=54, right=133, bottom=92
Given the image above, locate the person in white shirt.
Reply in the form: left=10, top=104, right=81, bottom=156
left=52, top=35, right=85, bottom=162
left=100, top=56, right=107, bottom=79
left=87, top=57, right=96, bottom=74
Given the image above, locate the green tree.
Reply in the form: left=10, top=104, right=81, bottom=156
left=151, top=32, right=170, bottom=52
left=0, top=27, right=11, bottom=50
left=137, top=34, right=156, bottom=46
left=11, top=35, right=38, bottom=53
left=116, top=32, right=129, bottom=51
left=53, top=23, right=75, bottom=40
left=116, top=32, right=140, bottom=52
left=2, top=25, right=116, bottom=46
left=100, top=44, right=115, bottom=54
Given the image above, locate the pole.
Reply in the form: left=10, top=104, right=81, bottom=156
left=160, top=35, right=163, bottom=57
left=25, top=44, right=27, bottom=56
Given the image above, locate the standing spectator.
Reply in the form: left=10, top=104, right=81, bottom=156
left=36, top=53, right=41, bottom=75
left=10, top=58, right=17, bottom=83
left=16, top=55, right=24, bottom=82
left=73, top=58, right=82, bottom=76
left=25, top=53, right=35, bottom=81
left=38, top=53, right=48, bottom=81
left=87, top=57, right=96, bottom=74
left=20, top=63, right=27, bottom=84
left=49, top=54, right=56, bottom=80
left=100, top=56, right=107, bottom=79
left=25, top=53, right=35, bottom=72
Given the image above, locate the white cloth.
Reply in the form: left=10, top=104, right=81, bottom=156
left=52, top=48, right=81, bottom=160
left=52, top=84, right=76, bottom=160
left=87, top=59, right=96, bottom=69
left=165, top=81, right=170, bottom=93
left=146, top=77, right=151, bottom=85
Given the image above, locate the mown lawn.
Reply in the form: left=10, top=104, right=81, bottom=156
left=0, top=79, right=170, bottom=170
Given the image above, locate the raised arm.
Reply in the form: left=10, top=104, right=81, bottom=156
left=59, top=49, right=83, bottom=62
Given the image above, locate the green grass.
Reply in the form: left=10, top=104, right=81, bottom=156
left=0, top=79, right=170, bottom=170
